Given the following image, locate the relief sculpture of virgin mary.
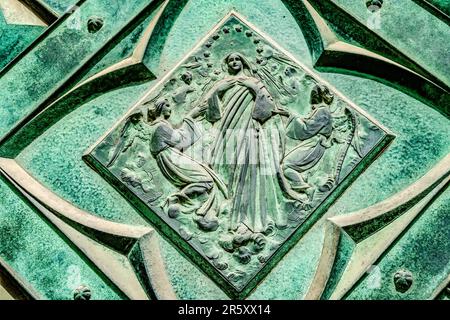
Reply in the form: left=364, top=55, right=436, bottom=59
left=200, top=52, right=294, bottom=239
left=88, top=14, right=388, bottom=294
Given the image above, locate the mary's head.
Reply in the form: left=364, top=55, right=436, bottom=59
left=224, top=52, right=251, bottom=76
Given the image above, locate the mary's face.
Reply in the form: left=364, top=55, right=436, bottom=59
left=227, top=54, right=243, bottom=73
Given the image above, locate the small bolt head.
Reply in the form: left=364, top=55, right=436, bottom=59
left=73, top=285, right=92, bottom=300
left=366, top=0, right=383, bottom=13
left=87, top=17, right=104, bottom=33
left=394, top=269, right=413, bottom=293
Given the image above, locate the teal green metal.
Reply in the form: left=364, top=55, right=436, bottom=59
left=85, top=14, right=392, bottom=298
left=0, top=10, right=45, bottom=71
left=0, top=0, right=448, bottom=300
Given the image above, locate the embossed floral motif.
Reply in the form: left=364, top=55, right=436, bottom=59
left=87, top=16, right=104, bottom=33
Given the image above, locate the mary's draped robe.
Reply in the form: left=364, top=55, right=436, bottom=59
left=205, top=76, right=287, bottom=233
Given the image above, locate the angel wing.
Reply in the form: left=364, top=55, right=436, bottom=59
left=106, top=112, right=149, bottom=168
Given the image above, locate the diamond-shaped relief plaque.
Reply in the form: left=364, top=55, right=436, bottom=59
left=84, top=13, right=392, bottom=298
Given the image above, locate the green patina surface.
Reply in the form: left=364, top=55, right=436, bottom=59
left=16, top=84, right=150, bottom=226
left=322, top=73, right=450, bottom=212
left=429, top=0, right=450, bottom=13
left=152, top=0, right=312, bottom=74
left=331, top=0, right=450, bottom=86
left=347, top=188, right=450, bottom=300
left=0, top=0, right=448, bottom=300
left=80, top=14, right=152, bottom=81
left=87, top=13, right=389, bottom=297
left=0, top=0, right=161, bottom=139
left=417, top=0, right=450, bottom=18
left=41, top=0, right=82, bottom=14
left=0, top=178, right=121, bottom=300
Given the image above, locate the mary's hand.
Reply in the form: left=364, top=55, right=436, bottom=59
left=187, top=106, right=205, bottom=119
left=216, top=78, right=237, bottom=92
left=237, top=78, right=260, bottom=92
left=272, top=107, right=291, bottom=117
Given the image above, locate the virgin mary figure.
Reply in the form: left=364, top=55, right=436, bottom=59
left=201, top=52, right=292, bottom=235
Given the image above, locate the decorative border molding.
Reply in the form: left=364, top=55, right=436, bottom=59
left=18, top=0, right=58, bottom=25
left=0, top=0, right=447, bottom=300
left=304, top=154, right=450, bottom=300
left=282, top=0, right=450, bottom=118
left=0, top=256, right=41, bottom=300
left=0, top=158, right=176, bottom=300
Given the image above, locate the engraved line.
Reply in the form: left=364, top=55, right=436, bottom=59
left=0, top=256, right=41, bottom=300
left=287, top=0, right=450, bottom=117
left=0, top=158, right=151, bottom=240
left=17, top=0, right=58, bottom=25
left=430, top=274, right=450, bottom=300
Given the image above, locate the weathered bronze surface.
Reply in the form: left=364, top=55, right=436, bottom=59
left=86, top=14, right=391, bottom=298
left=0, top=0, right=448, bottom=300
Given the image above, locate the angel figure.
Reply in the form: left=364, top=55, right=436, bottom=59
left=106, top=99, right=228, bottom=231
left=282, top=84, right=353, bottom=197
left=150, top=99, right=230, bottom=230
left=106, top=111, right=151, bottom=168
